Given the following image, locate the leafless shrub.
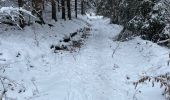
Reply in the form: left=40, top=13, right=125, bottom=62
left=0, top=64, right=26, bottom=100
left=134, top=73, right=170, bottom=100
left=0, top=76, right=26, bottom=100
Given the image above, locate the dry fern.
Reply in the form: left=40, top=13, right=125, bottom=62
left=134, top=73, right=170, bottom=100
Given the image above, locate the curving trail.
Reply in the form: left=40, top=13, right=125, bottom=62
left=30, top=16, right=163, bottom=100
left=31, top=16, right=165, bottom=100
left=8, top=16, right=166, bottom=100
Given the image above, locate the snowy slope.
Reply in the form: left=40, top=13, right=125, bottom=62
left=0, top=14, right=170, bottom=100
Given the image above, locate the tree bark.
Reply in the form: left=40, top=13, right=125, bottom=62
left=18, top=0, right=25, bottom=28
left=61, top=0, right=66, bottom=20
left=32, top=0, right=45, bottom=24
left=57, top=0, right=60, bottom=12
left=51, top=0, right=57, bottom=21
left=81, top=0, right=85, bottom=15
left=67, top=0, right=71, bottom=20
left=75, top=0, right=77, bottom=18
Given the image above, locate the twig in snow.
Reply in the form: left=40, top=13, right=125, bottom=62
left=112, top=27, right=125, bottom=58
left=112, top=42, right=121, bottom=58
left=31, top=78, right=39, bottom=96
left=32, top=26, right=39, bottom=47
left=157, top=39, right=170, bottom=44
left=133, top=86, right=142, bottom=100
left=0, top=78, right=6, bottom=100
left=25, top=93, right=48, bottom=100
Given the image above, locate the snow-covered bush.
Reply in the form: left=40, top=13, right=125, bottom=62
left=127, top=16, right=144, bottom=33
left=97, top=0, right=170, bottom=44
left=0, top=7, right=35, bottom=28
left=141, top=14, right=166, bottom=41
left=126, top=0, right=168, bottom=43
left=0, top=7, right=33, bottom=19
left=162, top=0, right=170, bottom=42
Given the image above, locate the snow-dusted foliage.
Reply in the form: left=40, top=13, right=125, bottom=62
left=0, top=7, right=34, bottom=28
left=0, top=7, right=33, bottom=18
left=0, top=7, right=34, bottom=29
left=162, top=0, right=170, bottom=37
left=125, top=0, right=167, bottom=42
left=127, top=4, right=166, bottom=42
left=96, top=0, right=170, bottom=44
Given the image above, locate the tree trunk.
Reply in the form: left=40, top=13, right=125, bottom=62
left=61, top=0, right=66, bottom=20
left=67, top=0, right=71, bottom=20
left=81, top=0, right=85, bottom=15
left=111, top=0, right=119, bottom=24
left=18, top=0, right=25, bottom=28
left=32, top=0, right=45, bottom=24
left=57, top=0, right=60, bottom=12
left=51, top=0, right=57, bottom=21
left=75, top=0, right=77, bottom=18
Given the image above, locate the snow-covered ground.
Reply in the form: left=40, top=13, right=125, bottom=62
left=0, top=15, right=170, bottom=100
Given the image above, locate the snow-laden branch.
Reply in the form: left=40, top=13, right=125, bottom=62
left=0, top=7, right=36, bottom=29
left=0, top=7, right=35, bottom=19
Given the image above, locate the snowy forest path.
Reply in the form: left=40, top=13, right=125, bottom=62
left=73, top=17, right=126, bottom=100
left=23, top=16, right=165, bottom=100
left=60, top=16, right=163, bottom=100
left=32, top=16, right=131, bottom=100
left=57, top=16, right=136, bottom=100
